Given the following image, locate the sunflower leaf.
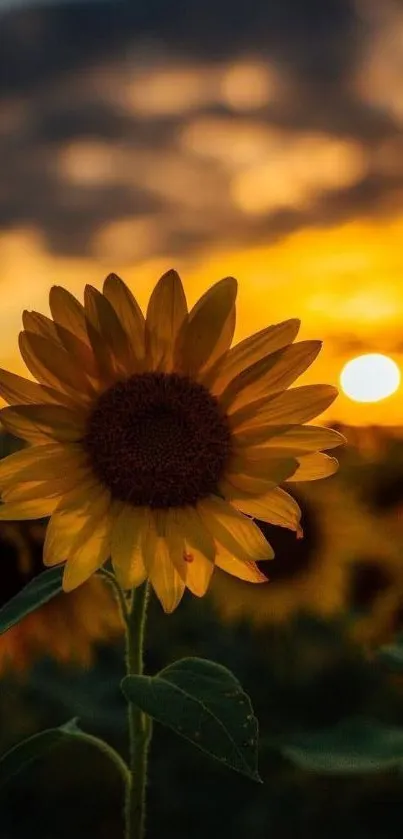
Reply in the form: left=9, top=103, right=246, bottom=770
left=121, top=656, right=261, bottom=781
left=0, top=719, right=77, bottom=787
left=281, top=717, right=403, bottom=774
left=0, top=566, right=64, bottom=635
left=0, top=719, right=129, bottom=787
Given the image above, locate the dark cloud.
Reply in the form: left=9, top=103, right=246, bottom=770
left=0, top=0, right=402, bottom=257
left=0, top=0, right=358, bottom=94
left=35, top=102, right=137, bottom=143
left=265, top=95, right=398, bottom=142
left=38, top=185, right=162, bottom=254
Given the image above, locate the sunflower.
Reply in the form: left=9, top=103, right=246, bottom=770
left=211, top=426, right=403, bottom=643
left=341, top=426, right=403, bottom=648
left=0, top=271, right=343, bottom=612
left=210, top=478, right=349, bottom=625
left=0, top=517, right=122, bottom=673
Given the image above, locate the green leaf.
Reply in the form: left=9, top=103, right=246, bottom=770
left=0, top=719, right=78, bottom=786
left=0, top=566, right=64, bottom=635
left=281, top=717, right=403, bottom=774
left=0, top=719, right=128, bottom=787
left=121, top=656, right=260, bottom=781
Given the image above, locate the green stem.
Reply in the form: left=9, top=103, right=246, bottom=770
left=125, top=583, right=150, bottom=839
left=97, top=568, right=130, bottom=625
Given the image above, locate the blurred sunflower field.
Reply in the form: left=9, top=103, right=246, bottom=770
left=2, top=426, right=403, bottom=838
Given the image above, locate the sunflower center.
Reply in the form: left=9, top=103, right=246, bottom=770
left=83, top=372, right=232, bottom=508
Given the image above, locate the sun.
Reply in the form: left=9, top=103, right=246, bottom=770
left=340, top=353, right=401, bottom=403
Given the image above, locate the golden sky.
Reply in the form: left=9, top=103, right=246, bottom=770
left=1, top=213, right=403, bottom=425
left=0, top=0, right=403, bottom=426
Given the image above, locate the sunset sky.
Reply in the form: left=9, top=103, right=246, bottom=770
left=0, top=0, right=402, bottom=425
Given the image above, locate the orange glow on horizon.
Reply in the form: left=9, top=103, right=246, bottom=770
left=0, top=215, right=403, bottom=427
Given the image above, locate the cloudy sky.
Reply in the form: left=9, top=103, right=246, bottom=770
left=0, top=0, right=402, bottom=423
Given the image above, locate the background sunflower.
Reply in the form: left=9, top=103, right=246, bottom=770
left=0, top=432, right=122, bottom=674
left=340, top=425, right=403, bottom=648
left=210, top=425, right=403, bottom=645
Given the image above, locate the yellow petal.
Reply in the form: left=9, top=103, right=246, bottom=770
left=49, top=286, right=90, bottom=346
left=259, top=341, right=323, bottom=398
left=228, top=485, right=301, bottom=530
left=111, top=504, right=149, bottom=589
left=19, top=331, right=93, bottom=400
left=1, top=476, right=81, bottom=503
left=44, top=481, right=110, bottom=568
left=62, top=507, right=112, bottom=591
left=287, top=452, right=339, bottom=482
left=203, top=318, right=300, bottom=395
left=84, top=284, right=132, bottom=375
left=43, top=510, right=74, bottom=566
left=230, top=384, right=338, bottom=432
left=0, top=497, right=60, bottom=519
left=51, top=322, right=99, bottom=381
left=22, top=315, right=94, bottom=396
left=84, top=320, right=114, bottom=384
left=0, top=368, right=72, bottom=408
left=0, top=443, right=87, bottom=487
left=145, top=270, right=187, bottom=370
left=234, top=425, right=345, bottom=454
left=144, top=511, right=185, bottom=612
left=176, top=277, right=237, bottom=375
left=220, top=474, right=275, bottom=497
left=54, top=475, right=107, bottom=514
left=221, top=470, right=296, bottom=499
left=198, top=494, right=273, bottom=562
left=225, top=454, right=297, bottom=492
left=0, top=404, right=86, bottom=444
left=174, top=506, right=215, bottom=597
left=22, top=311, right=60, bottom=344
left=220, top=340, right=322, bottom=414
left=215, top=550, right=268, bottom=583
left=103, top=273, right=146, bottom=366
